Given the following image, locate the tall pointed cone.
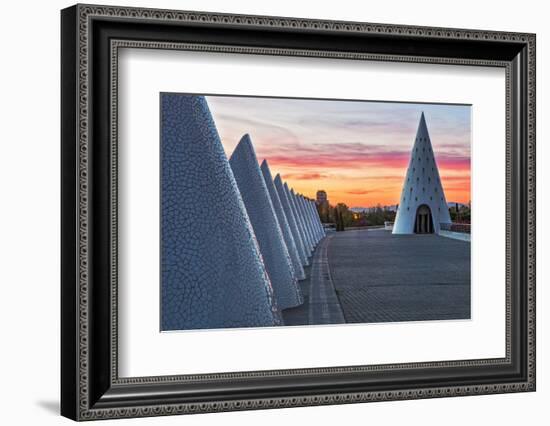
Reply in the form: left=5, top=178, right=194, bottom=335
left=297, top=193, right=314, bottom=251
left=298, top=194, right=317, bottom=246
left=292, top=189, right=315, bottom=251
left=306, top=198, right=322, bottom=241
left=161, top=95, right=280, bottom=331
left=312, top=199, right=326, bottom=237
left=311, top=200, right=324, bottom=239
left=393, top=112, right=452, bottom=234
left=302, top=195, right=319, bottom=244
left=306, top=197, right=321, bottom=242
left=286, top=183, right=312, bottom=255
left=274, top=175, right=309, bottom=266
left=230, top=135, right=302, bottom=310
left=261, top=160, right=306, bottom=280
left=296, top=195, right=313, bottom=245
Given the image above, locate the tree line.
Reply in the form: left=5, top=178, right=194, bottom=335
left=317, top=203, right=397, bottom=231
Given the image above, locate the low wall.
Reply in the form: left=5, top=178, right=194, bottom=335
left=440, top=222, right=471, bottom=234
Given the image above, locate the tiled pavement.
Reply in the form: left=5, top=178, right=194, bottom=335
left=307, top=235, right=345, bottom=325
left=283, top=228, right=470, bottom=325
left=329, top=229, right=471, bottom=323
left=282, top=235, right=345, bottom=326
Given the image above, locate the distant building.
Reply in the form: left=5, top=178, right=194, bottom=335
left=316, top=190, right=330, bottom=223
left=316, top=190, right=328, bottom=205
left=393, top=112, right=452, bottom=235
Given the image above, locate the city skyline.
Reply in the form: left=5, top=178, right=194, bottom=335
left=206, top=95, right=471, bottom=207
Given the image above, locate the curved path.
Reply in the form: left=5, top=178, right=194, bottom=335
left=328, top=228, right=470, bottom=323
left=282, top=228, right=470, bottom=325
left=307, top=235, right=345, bottom=324
left=282, top=234, right=345, bottom=326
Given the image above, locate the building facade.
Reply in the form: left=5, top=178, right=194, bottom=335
left=316, top=190, right=330, bottom=223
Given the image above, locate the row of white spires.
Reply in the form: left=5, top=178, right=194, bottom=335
left=161, top=95, right=325, bottom=331
left=229, top=133, right=327, bottom=310
left=161, top=99, right=452, bottom=331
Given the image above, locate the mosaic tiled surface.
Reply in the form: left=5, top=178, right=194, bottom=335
left=161, top=95, right=281, bottom=330
left=261, top=160, right=306, bottom=281
left=295, top=194, right=314, bottom=248
left=230, top=135, right=303, bottom=310
left=299, top=195, right=318, bottom=245
left=315, top=200, right=326, bottom=237
left=287, top=185, right=313, bottom=254
left=274, top=174, right=309, bottom=266
left=308, top=199, right=326, bottom=239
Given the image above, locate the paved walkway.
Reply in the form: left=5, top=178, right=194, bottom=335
left=283, top=228, right=470, bottom=325
left=282, top=235, right=345, bottom=326
left=329, top=229, right=470, bottom=323
left=307, top=235, right=345, bottom=324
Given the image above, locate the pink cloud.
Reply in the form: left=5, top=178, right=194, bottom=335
left=281, top=172, right=329, bottom=180
left=345, top=189, right=381, bottom=195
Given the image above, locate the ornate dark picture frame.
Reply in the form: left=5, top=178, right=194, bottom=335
left=61, top=3, right=536, bottom=421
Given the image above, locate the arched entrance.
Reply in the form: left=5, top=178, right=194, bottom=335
left=414, top=204, right=434, bottom=234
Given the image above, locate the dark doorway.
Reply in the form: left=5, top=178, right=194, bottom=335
left=414, top=204, right=434, bottom=234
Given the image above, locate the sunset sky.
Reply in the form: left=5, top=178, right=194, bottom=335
left=206, top=95, right=471, bottom=208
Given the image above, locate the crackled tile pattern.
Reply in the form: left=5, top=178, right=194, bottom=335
left=312, top=200, right=326, bottom=239
left=301, top=197, right=315, bottom=244
left=283, top=182, right=312, bottom=258
left=274, top=174, right=309, bottom=266
left=297, top=190, right=316, bottom=251
left=308, top=199, right=325, bottom=240
left=161, top=95, right=280, bottom=331
left=287, top=185, right=313, bottom=254
left=299, top=195, right=318, bottom=246
left=295, top=194, right=313, bottom=248
left=306, top=197, right=321, bottom=243
left=261, top=160, right=306, bottom=281
left=230, top=135, right=303, bottom=310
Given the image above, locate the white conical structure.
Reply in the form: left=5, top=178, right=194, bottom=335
left=308, top=198, right=323, bottom=241
left=260, top=160, right=306, bottom=280
left=305, top=198, right=323, bottom=243
left=286, top=184, right=313, bottom=255
left=161, top=95, right=280, bottom=331
left=393, top=112, right=452, bottom=234
left=293, top=189, right=315, bottom=251
left=296, top=191, right=316, bottom=249
left=302, top=195, right=321, bottom=244
left=299, top=194, right=317, bottom=245
left=230, top=135, right=303, bottom=310
left=312, top=199, right=326, bottom=238
left=274, top=174, right=309, bottom=266
left=294, top=192, right=313, bottom=249
left=306, top=198, right=323, bottom=241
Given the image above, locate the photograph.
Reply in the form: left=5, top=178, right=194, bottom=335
left=57, top=3, right=536, bottom=420
left=160, top=94, right=472, bottom=331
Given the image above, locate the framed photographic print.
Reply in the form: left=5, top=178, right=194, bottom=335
left=61, top=4, right=536, bottom=421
